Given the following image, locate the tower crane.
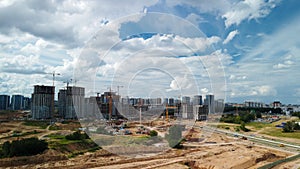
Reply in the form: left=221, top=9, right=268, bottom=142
left=46, top=71, right=60, bottom=86
left=63, top=79, right=72, bottom=89
left=45, top=71, right=60, bottom=118
left=106, top=87, right=113, bottom=121
left=165, top=103, right=178, bottom=122
left=116, top=85, right=124, bottom=95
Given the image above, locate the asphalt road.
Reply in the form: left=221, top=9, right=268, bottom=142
left=199, top=125, right=300, bottom=153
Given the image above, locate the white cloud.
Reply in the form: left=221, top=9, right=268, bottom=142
left=222, top=0, right=281, bottom=28
left=252, top=85, right=277, bottom=96
left=200, top=88, right=209, bottom=94
left=224, top=14, right=300, bottom=102
left=167, top=74, right=194, bottom=92
left=223, top=30, right=239, bottom=44
left=185, top=13, right=206, bottom=26
left=0, top=0, right=294, bottom=104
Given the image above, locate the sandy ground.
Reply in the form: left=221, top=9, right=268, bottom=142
left=0, top=120, right=299, bottom=169
left=1, top=132, right=293, bottom=169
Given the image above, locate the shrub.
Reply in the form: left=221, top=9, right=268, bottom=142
left=240, top=122, right=250, bottom=132
left=65, top=131, right=89, bottom=140
left=149, top=130, right=158, bottom=137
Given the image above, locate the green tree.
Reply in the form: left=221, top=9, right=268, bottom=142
left=2, top=141, right=11, bottom=157
left=294, top=123, right=300, bottom=130
left=256, top=112, right=262, bottom=119
left=283, top=121, right=294, bottom=132
left=292, top=112, right=300, bottom=118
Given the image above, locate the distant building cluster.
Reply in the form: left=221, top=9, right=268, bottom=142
left=0, top=94, right=31, bottom=111
left=226, top=100, right=300, bottom=115
left=23, top=85, right=226, bottom=121
left=3, top=84, right=299, bottom=120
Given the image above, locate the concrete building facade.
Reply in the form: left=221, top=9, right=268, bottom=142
left=182, top=96, right=191, bottom=105
left=31, top=85, right=55, bottom=119
left=59, top=86, right=85, bottom=119
left=0, top=95, right=10, bottom=110
left=11, top=95, right=24, bottom=110
left=58, top=89, right=67, bottom=118
left=204, top=94, right=215, bottom=114
left=193, top=95, right=202, bottom=105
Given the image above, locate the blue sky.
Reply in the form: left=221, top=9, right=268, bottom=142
left=0, top=0, right=300, bottom=104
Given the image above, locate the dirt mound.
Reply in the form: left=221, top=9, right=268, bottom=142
left=256, top=152, right=278, bottom=163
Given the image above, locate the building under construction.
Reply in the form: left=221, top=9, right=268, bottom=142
left=31, top=85, right=55, bottom=119
left=58, top=86, right=85, bottom=119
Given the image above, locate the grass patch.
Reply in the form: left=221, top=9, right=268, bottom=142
left=67, top=146, right=100, bottom=158
left=94, top=135, right=151, bottom=146
left=246, top=122, right=272, bottom=129
left=1, top=130, right=41, bottom=139
left=49, top=125, right=61, bottom=130
left=47, top=136, right=99, bottom=158
left=53, top=138, right=82, bottom=145
left=46, top=134, right=83, bottom=148
left=23, top=121, right=49, bottom=129
left=260, top=127, right=300, bottom=139
left=46, top=134, right=65, bottom=139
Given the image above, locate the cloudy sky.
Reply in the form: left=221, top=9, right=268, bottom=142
left=0, top=0, right=300, bottom=104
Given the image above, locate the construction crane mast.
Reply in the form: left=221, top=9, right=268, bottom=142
left=106, top=87, right=113, bottom=121
left=165, top=103, right=178, bottom=122
left=117, top=85, right=124, bottom=95
left=46, top=71, right=60, bottom=87
left=45, top=71, right=60, bottom=119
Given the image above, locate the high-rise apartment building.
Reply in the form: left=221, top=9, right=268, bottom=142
left=23, top=97, right=31, bottom=110
left=182, top=96, right=191, bottom=105
left=0, top=95, right=10, bottom=110
left=11, top=95, right=24, bottom=110
left=58, top=87, right=85, bottom=119
left=31, top=85, right=55, bottom=119
left=58, top=89, right=67, bottom=118
left=204, top=94, right=215, bottom=114
left=193, top=95, right=202, bottom=105
left=65, top=86, right=85, bottom=119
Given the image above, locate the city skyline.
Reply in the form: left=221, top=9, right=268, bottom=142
left=0, top=1, right=300, bottom=104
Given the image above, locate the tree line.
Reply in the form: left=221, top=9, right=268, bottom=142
left=0, top=137, right=48, bottom=158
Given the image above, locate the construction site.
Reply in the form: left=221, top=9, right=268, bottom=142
left=0, top=114, right=299, bottom=169
left=0, top=89, right=300, bottom=168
